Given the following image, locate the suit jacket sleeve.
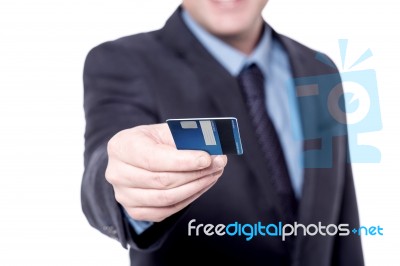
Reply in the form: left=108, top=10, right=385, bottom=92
left=332, top=160, right=364, bottom=265
left=81, top=39, right=185, bottom=251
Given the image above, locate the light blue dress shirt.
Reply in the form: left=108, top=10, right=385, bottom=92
left=127, top=10, right=304, bottom=234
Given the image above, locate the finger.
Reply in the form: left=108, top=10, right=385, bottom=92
left=124, top=179, right=218, bottom=222
left=116, top=169, right=224, bottom=208
left=108, top=124, right=213, bottom=172
left=107, top=155, right=227, bottom=189
left=139, top=123, right=176, bottom=147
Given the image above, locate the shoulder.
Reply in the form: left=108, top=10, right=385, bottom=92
left=94, top=31, right=159, bottom=53
left=278, top=34, right=318, bottom=56
left=84, top=30, right=163, bottom=73
left=275, top=32, right=340, bottom=76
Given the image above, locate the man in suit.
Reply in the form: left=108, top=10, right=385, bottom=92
left=81, top=0, right=364, bottom=265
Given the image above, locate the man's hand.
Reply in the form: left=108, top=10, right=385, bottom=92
left=105, top=123, right=227, bottom=223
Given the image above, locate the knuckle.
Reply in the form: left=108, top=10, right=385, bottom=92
left=107, top=134, right=118, bottom=156
left=152, top=214, right=167, bottom=223
left=197, top=168, right=208, bottom=179
left=105, top=161, right=115, bottom=181
left=129, top=208, right=167, bottom=223
left=195, top=173, right=218, bottom=189
left=104, top=168, right=113, bottom=183
left=107, top=131, right=125, bottom=158
left=155, top=172, right=174, bottom=189
left=104, top=163, right=120, bottom=185
left=156, top=190, right=175, bottom=206
left=196, top=175, right=210, bottom=187
left=140, top=145, right=157, bottom=171
left=175, top=154, right=191, bottom=168
left=134, top=125, right=146, bottom=132
left=214, top=169, right=224, bottom=178
left=114, top=191, right=126, bottom=205
left=152, top=209, right=172, bottom=223
left=144, top=153, right=154, bottom=171
left=104, top=165, right=111, bottom=180
left=127, top=208, right=146, bottom=221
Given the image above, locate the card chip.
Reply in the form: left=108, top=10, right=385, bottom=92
left=199, top=120, right=216, bottom=146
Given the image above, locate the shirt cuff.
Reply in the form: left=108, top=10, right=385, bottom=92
left=122, top=208, right=153, bottom=235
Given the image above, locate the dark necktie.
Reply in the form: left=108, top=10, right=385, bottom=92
left=237, top=63, right=298, bottom=222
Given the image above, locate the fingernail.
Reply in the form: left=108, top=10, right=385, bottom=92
left=214, top=156, right=226, bottom=169
left=198, top=156, right=210, bottom=168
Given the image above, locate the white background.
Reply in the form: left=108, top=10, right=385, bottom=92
left=0, top=0, right=399, bottom=265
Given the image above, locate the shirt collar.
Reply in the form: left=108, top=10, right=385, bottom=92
left=181, top=9, right=272, bottom=76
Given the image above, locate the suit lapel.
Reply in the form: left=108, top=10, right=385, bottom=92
left=277, top=34, right=320, bottom=225
left=278, top=33, right=346, bottom=262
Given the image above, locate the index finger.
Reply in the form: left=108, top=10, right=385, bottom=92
left=110, top=124, right=212, bottom=172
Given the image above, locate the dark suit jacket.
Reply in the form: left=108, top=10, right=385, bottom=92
left=81, top=8, right=364, bottom=266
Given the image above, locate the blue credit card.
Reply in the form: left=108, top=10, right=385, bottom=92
left=166, top=117, right=243, bottom=155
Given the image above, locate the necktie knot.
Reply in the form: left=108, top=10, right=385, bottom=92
left=238, top=64, right=265, bottom=101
